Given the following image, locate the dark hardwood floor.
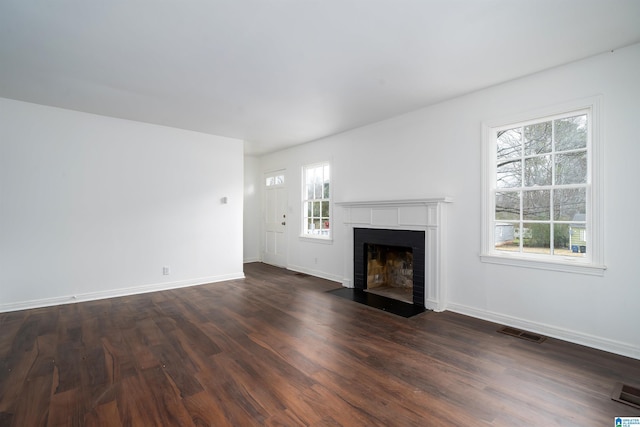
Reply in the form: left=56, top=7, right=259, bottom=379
left=1, top=262, right=639, bottom=426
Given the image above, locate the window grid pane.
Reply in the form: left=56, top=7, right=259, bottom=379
left=492, top=111, right=589, bottom=258
left=524, top=121, right=552, bottom=155
left=555, top=114, right=587, bottom=151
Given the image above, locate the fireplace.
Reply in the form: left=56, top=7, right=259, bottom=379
left=337, top=198, right=451, bottom=311
left=354, top=228, right=425, bottom=307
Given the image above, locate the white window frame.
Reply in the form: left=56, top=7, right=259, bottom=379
left=480, top=97, right=605, bottom=275
left=301, top=161, right=332, bottom=240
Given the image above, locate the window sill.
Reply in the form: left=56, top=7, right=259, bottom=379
left=299, top=235, right=333, bottom=244
left=480, top=253, right=606, bottom=276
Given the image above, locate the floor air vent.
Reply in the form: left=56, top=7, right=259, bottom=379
left=611, top=382, right=640, bottom=409
left=497, top=326, right=547, bottom=343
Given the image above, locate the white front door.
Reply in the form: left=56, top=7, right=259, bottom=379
left=263, top=172, right=287, bottom=267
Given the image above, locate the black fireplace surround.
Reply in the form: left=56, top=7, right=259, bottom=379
left=354, top=228, right=426, bottom=307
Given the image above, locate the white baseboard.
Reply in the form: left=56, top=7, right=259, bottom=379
left=243, top=257, right=261, bottom=264
left=447, top=302, right=640, bottom=361
left=286, top=264, right=343, bottom=284
left=0, top=272, right=245, bottom=313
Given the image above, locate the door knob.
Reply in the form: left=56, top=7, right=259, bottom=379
left=281, top=221, right=286, bottom=226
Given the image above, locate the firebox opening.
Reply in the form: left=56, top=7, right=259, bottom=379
left=353, top=228, right=425, bottom=308
left=365, top=244, right=413, bottom=304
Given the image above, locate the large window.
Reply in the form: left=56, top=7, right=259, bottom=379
left=302, top=162, right=331, bottom=238
left=481, top=98, right=605, bottom=275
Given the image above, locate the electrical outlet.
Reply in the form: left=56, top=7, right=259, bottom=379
left=314, top=257, right=318, bottom=264
left=163, top=266, right=170, bottom=275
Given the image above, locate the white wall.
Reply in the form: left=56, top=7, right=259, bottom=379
left=258, top=43, right=640, bottom=359
left=0, top=98, right=244, bottom=311
left=243, top=155, right=261, bottom=263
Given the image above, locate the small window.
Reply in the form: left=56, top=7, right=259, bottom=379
left=265, top=173, right=284, bottom=187
left=481, top=98, right=605, bottom=275
left=302, top=162, right=331, bottom=238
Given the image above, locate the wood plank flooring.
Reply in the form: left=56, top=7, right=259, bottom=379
left=1, top=262, right=639, bottom=426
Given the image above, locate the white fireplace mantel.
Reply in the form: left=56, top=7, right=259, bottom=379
left=336, top=197, right=452, bottom=312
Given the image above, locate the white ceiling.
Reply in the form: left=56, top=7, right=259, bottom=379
left=1, top=1, right=639, bottom=155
